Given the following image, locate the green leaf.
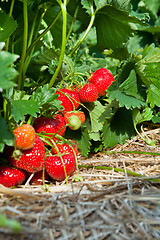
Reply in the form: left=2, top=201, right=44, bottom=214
left=0, top=117, right=13, bottom=152
left=81, top=0, right=92, bottom=15
left=135, top=44, right=160, bottom=107
left=108, top=70, right=146, bottom=109
left=85, top=101, right=106, bottom=141
left=11, top=100, right=40, bottom=122
left=96, top=0, right=131, bottom=12
left=0, top=11, right=17, bottom=41
left=132, top=107, right=153, bottom=127
left=30, top=84, right=64, bottom=112
left=95, top=4, right=148, bottom=50
left=0, top=50, right=19, bottom=90
left=77, top=127, right=91, bottom=157
left=102, top=108, right=135, bottom=148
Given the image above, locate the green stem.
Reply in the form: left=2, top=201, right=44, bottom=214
left=69, top=5, right=95, bottom=56
left=17, top=0, right=28, bottom=90
left=49, top=1, right=67, bottom=88
left=5, top=0, right=15, bottom=51
left=78, top=165, right=160, bottom=183
left=26, top=10, right=61, bottom=57
left=103, top=150, right=160, bottom=156
left=66, top=6, right=79, bottom=43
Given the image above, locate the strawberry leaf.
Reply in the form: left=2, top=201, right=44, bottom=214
left=0, top=117, right=13, bottom=152
left=0, top=50, right=19, bottom=90
left=132, top=107, right=153, bottom=126
left=85, top=101, right=106, bottom=141
left=0, top=11, right=17, bottom=41
left=30, top=84, right=64, bottom=112
left=108, top=70, right=146, bottom=109
left=135, top=44, right=160, bottom=107
left=11, top=100, right=40, bottom=122
left=95, top=4, right=148, bottom=50
left=77, top=127, right=91, bottom=157
left=102, top=108, right=135, bottom=148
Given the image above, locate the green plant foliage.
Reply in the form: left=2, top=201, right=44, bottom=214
left=0, top=116, right=13, bottom=152
left=85, top=101, right=106, bottom=141
left=11, top=100, right=40, bottom=122
left=108, top=70, right=146, bottom=109
left=0, top=50, right=19, bottom=89
left=102, top=108, right=135, bottom=148
left=0, top=11, right=17, bottom=42
left=30, top=84, right=64, bottom=112
left=95, top=5, right=148, bottom=50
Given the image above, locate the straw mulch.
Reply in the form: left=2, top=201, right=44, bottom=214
left=0, top=128, right=160, bottom=240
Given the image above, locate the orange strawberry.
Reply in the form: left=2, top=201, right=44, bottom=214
left=13, top=124, right=35, bottom=150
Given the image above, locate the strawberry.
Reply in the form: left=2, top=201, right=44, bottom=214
left=52, top=142, right=78, bottom=155
left=26, top=170, right=51, bottom=185
left=45, top=153, right=76, bottom=181
left=0, top=166, right=26, bottom=188
left=33, top=114, right=66, bottom=144
left=89, top=68, right=115, bottom=96
left=8, top=135, right=45, bottom=173
left=64, top=111, right=85, bottom=130
left=13, top=124, right=35, bottom=150
left=78, top=83, right=98, bottom=103
left=55, top=89, right=80, bottom=113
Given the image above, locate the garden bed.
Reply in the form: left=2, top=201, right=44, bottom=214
left=0, top=128, right=160, bottom=240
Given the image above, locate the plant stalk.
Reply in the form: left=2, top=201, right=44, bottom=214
left=69, top=5, right=95, bottom=56
left=5, top=0, right=15, bottom=51
left=49, top=1, right=67, bottom=88
left=17, top=0, right=28, bottom=90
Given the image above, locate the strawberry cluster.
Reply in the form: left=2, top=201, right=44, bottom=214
left=0, top=68, right=114, bottom=188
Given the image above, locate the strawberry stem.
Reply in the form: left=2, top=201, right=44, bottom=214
left=78, top=165, right=160, bottom=183
left=49, top=0, right=67, bottom=88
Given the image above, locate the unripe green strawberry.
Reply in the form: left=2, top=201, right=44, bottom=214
left=89, top=68, right=115, bottom=96
left=13, top=124, right=35, bottom=150
left=55, top=89, right=80, bottom=113
left=0, top=166, right=26, bottom=188
left=45, top=153, right=76, bottom=181
left=78, top=83, right=98, bottom=103
left=64, top=111, right=85, bottom=130
left=68, top=115, right=81, bottom=130
left=8, top=135, right=45, bottom=173
left=33, top=114, right=66, bottom=144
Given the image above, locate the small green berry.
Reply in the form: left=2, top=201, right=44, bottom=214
left=68, top=115, right=81, bottom=130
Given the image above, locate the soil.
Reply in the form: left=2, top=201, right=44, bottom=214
left=0, top=128, right=160, bottom=240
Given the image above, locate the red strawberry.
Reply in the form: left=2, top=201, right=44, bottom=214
left=64, top=111, right=85, bottom=130
left=52, top=142, right=78, bottom=155
left=33, top=114, right=66, bottom=144
left=45, top=153, right=76, bottom=181
left=8, top=135, right=45, bottom=173
left=55, top=89, right=80, bottom=113
left=13, top=124, right=35, bottom=150
left=26, top=170, right=51, bottom=185
left=0, top=166, right=26, bottom=188
left=78, top=83, right=98, bottom=103
left=89, top=68, right=115, bottom=96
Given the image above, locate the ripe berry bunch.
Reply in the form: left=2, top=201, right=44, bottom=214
left=1, top=67, right=115, bottom=188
